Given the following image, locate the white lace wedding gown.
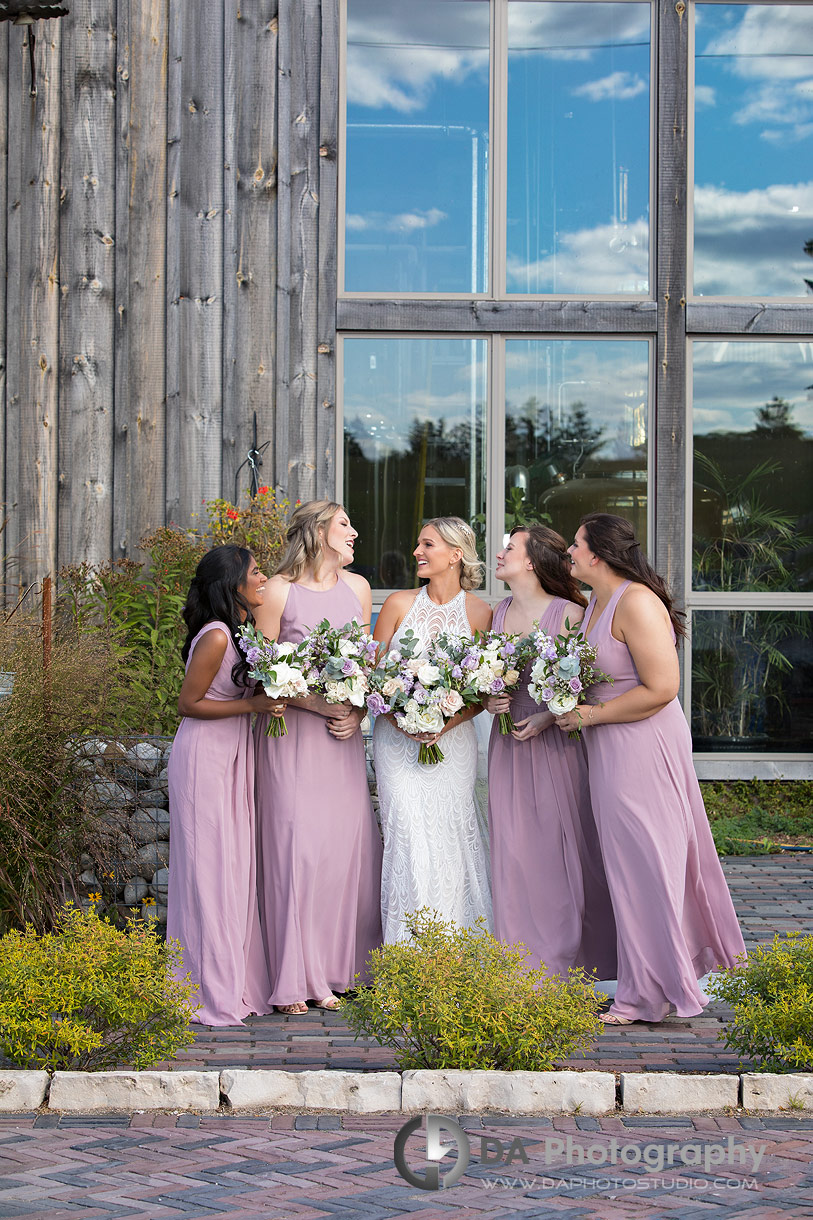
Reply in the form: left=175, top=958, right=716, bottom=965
left=373, top=587, right=493, bottom=943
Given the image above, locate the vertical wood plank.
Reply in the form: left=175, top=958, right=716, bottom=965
left=5, top=20, right=62, bottom=589
left=114, top=0, right=169, bottom=555
left=285, top=0, right=322, bottom=505
left=167, top=0, right=224, bottom=528
left=655, top=0, right=688, bottom=603
left=0, top=25, right=8, bottom=576
left=274, top=0, right=291, bottom=498
left=316, top=0, right=338, bottom=501
left=58, top=0, right=116, bottom=569
left=164, top=0, right=181, bottom=525
left=223, top=0, right=278, bottom=507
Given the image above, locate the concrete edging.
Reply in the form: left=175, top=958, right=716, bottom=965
left=2, top=1069, right=812, bottom=1116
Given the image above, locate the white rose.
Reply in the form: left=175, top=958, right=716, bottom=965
left=504, top=669, right=520, bottom=686
left=275, top=641, right=297, bottom=658
left=382, top=677, right=405, bottom=697
left=405, top=658, right=424, bottom=674
left=416, top=662, right=441, bottom=686
left=339, top=640, right=359, bottom=658
left=416, top=705, right=445, bottom=734
left=547, top=692, right=578, bottom=716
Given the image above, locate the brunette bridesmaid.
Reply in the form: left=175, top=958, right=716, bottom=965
left=254, top=501, right=383, bottom=1014
left=555, top=513, right=746, bottom=1024
left=167, top=546, right=274, bottom=1025
left=486, top=525, right=617, bottom=980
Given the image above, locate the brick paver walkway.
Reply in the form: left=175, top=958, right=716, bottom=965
left=168, top=856, right=813, bottom=1076
left=1, top=1112, right=811, bottom=1218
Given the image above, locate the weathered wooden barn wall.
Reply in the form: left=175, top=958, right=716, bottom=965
left=0, top=0, right=334, bottom=593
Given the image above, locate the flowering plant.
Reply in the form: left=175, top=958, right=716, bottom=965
left=237, top=623, right=310, bottom=737
left=366, top=629, right=461, bottom=764
left=527, top=619, right=612, bottom=736
left=304, top=618, right=379, bottom=708
left=430, top=630, right=532, bottom=734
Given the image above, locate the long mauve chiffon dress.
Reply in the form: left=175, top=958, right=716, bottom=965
left=167, top=621, right=272, bottom=1026
left=487, top=596, right=617, bottom=980
left=582, top=580, right=746, bottom=1021
left=255, top=576, right=383, bottom=1006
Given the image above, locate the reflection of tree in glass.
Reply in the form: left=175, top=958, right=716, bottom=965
left=691, top=452, right=811, bottom=742
left=753, top=396, right=804, bottom=440
left=804, top=238, right=813, bottom=294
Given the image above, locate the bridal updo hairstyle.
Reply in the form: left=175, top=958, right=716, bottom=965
left=511, top=524, right=587, bottom=608
left=275, top=499, right=343, bottom=583
left=425, top=516, right=484, bottom=591
left=180, top=544, right=254, bottom=685
left=580, top=512, right=686, bottom=641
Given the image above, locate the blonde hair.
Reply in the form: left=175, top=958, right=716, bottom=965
left=424, top=516, right=484, bottom=591
left=275, top=499, right=343, bottom=582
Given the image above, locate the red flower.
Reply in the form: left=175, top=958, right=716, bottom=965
left=226, top=508, right=239, bottom=521
left=258, top=485, right=269, bottom=495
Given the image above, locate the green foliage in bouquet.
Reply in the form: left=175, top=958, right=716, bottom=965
left=0, top=903, right=198, bottom=1071
left=707, top=933, right=813, bottom=1072
left=340, top=909, right=604, bottom=1070
left=0, top=616, right=122, bottom=934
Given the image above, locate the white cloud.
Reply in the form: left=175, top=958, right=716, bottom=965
left=346, top=208, right=447, bottom=233
left=506, top=217, right=650, bottom=294
left=694, top=84, right=716, bottom=109
left=572, top=71, right=647, bottom=102
left=702, top=7, right=813, bottom=82
left=693, top=181, right=813, bottom=296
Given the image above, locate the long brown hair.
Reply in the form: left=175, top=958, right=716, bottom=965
left=580, top=513, right=686, bottom=640
left=510, top=525, right=587, bottom=608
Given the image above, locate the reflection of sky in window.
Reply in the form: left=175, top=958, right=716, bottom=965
left=694, top=4, right=813, bottom=296
left=344, top=1, right=490, bottom=293
left=693, top=342, right=813, bottom=435
left=507, top=3, right=651, bottom=294
left=505, top=340, right=649, bottom=458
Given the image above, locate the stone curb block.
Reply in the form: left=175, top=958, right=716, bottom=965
left=220, top=1069, right=402, bottom=1113
left=621, top=1072, right=739, bottom=1114
left=48, top=1071, right=220, bottom=1113
left=0, top=1071, right=49, bottom=1111
left=401, top=1070, right=616, bottom=1115
left=741, top=1074, right=813, bottom=1112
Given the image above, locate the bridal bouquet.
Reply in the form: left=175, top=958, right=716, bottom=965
left=305, top=617, right=379, bottom=708
left=430, top=629, right=532, bottom=734
left=527, top=620, right=612, bottom=737
left=366, top=629, right=463, bottom=765
left=237, top=623, right=310, bottom=737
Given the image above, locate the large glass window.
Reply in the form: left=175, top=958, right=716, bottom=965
left=693, top=4, right=813, bottom=297
left=692, top=341, right=813, bottom=593
left=504, top=339, right=649, bottom=546
left=691, top=610, right=813, bottom=750
left=343, top=1, right=490, bottom=293
left=507, top=2, right=651, bottom=294
left=342, top=338, right=487, bottom=588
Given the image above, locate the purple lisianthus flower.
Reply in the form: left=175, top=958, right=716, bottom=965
left=501, top=642, right=516, bottom=657
left=569, top=677, right=583, bottom=693
left=245, top=646, right=261, bottom=665
left=412, top=685, right=427, bottom=705
left=452, top=664, right=463, bottom=680
left=544, top=645, right=558, bottom=661
left=366, top=692, right=386, bottom=716
left=490, top=677, right=506, bottom=694
left=542, top=687, right=555, bottom=702
left=462, top=653, right=478, bottom=670
left=341, top=658, right=356, bottom=676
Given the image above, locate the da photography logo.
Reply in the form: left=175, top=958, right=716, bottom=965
left=393, top=1114, right=470, bottom=1190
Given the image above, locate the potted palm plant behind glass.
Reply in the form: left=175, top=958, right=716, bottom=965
left=691, top=453, right=811, bottom=746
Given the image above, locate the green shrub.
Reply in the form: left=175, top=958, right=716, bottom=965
left=701, top=780, right=813, bottom=855
left=340, top=909, right=604, bottom=1071
left=0, top=616, right=123, bottom=934
left=707, top=933, right=813, bottom=1072
left=0, top=903, right=198, bottom=1071
left=204, top=486, right=289, bottom=578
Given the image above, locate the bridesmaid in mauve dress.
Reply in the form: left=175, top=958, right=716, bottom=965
left=555, top=513, right=746, bottom=1024
left=486, top=525, right=617, bottom=980
left=167, top=545, right=275, bottom=1026
left=254, top=500, right=383, bottom=1014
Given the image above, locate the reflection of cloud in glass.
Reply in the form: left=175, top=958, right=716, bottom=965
left=694, top=181, right=813, bottom=296
left=346, top=208, right=447, bottom=232
left=572, top=71, right=647, bottom=102
left=506, top=217, right=649, bottom=293
left=695, top=84, right=716, bottom=108
left=734, top=80, right=813, bottom=132
left=693, top=340, right=813, bottom=435
left=702, top=6, right=813, bottom=81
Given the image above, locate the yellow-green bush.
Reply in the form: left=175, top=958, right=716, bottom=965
left=708, top=933, right=813, bottom=1072
left=340, top=909, right=604, bottom=1071
left=0, top=904, right=199, bottom=1071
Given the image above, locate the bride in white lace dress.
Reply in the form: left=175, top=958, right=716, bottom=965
left=372, top=517, right=494, bottom=943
